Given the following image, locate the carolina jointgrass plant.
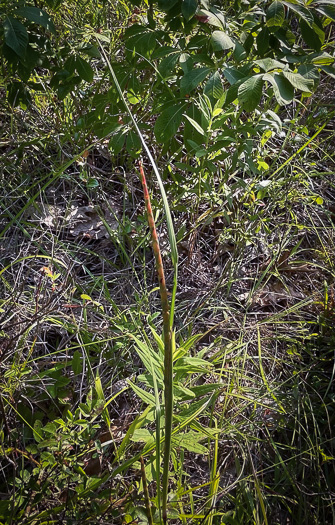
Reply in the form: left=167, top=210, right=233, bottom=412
left=99, top=44, right=178, bottom=523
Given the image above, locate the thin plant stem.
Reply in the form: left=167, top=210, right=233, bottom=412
left=138, top=160, right=173, bottom=524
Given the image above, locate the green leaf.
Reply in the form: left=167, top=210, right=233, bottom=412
left=172, top=431, right=208, bottom=454
left=154, top=104, right=184, bottom=143
left=128, top=381, right=156, bottom=407
left=180, top=67, right=211, bottom=96
left=300, top=20, right=324, bottom=51
left=72, top=350, right=82, bottom=375
left=14, top=6, right=56, bottom=34
left=298, top=64, right=320, bottom=84
left=211, top=30, right=235, bottom=51
left=184, top=104, right=204, bottom=150
left=126, top=130, right=142, bottom=155
left=256, top=27, right=270, bottom=56
left=266, top=1, right=285, bottom=27
left=108, top=131, right=126, bottom=154
left=282, top=71, right=314, bottom=92
left=204, top=71, right=224, bottom=99
left=3, top=16, right=28, bottom=57
left=182, top=0, right=197, bottom=20
left=263, top=72, right=294, bottom=105
left=254, top=58, right=285, bottom=72
left=238, top=75, right=264, bottom=111
left=75, top=56, right=94, bottom=82
left=183, top=114, right=206, bottom=136
left=315, top=5, right=335, bottom=20
left=282, top=1, right=314, bottom=25
left=158, top=53, right=180, bottom=78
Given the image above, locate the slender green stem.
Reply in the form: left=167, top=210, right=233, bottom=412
left=139, top=161, right=173, bottom=524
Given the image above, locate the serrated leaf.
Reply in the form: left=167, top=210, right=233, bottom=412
left=238, top=75, right=264, bottom=111
left=75, top=56, right=94, bottom=82
left=204, top=71, right=224, bottom=99
left=223, top=67, right=246, bottom=85
left=211, top=30, right=234, bottom=51
left=158, top=52, right=180, bottom=78
left=14, top=6, right=56, bottom=34
left=254, top=58, right=285, bottom=72
left=282, top=1, right=314, bottom=25
left=282, top=71, right=314, bottom=92
left=72, top=350, right=82, bottom=376
left=3, top=16, right=28, bottom=57
left=180, top=67, right=211, bottom=96
left=154, top=104, right=184, bottom=143
left=182, top=0, right=197, bottom=20
left=264, top=72, right=294, bottom=105
left=266, top=1, right=285, bottom=26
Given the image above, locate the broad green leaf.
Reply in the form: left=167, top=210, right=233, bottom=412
left=282, top=1, right=314, bottom=25
left=75, top=56, right=94, bottom=82
left=254, top=58, right=285, bottom=72
left=154, top=104, right=184, bottom=143
left=14, top=7, right=56, bottom=34
left=109, top=131, right=126, bottom=154
left=319, top=65, right=335, bottom=78
left=282, top=71, right=313, bottom=92
left=263, top=72, right=294, bottom=105
left=182, top=0, right=197, bottom=20
left=3, top=16, right=28, bottom=57
left=297, top=64, right=320, bottom=83
left=158, top=0, right=179, bottom=10
left=131, top=429, right=155, bottom=443
left=315, top=5, right=335, bottom=20
left=158, top=53, right=180, bottom=78
left=223, top=67, right=246, bottom=85
left=196, top=9, right=224, bottom=28
left=125, top=30, right=156, bottom=58
left=211, top=30, right=234, bottom=51
left=238, top=75, right=264, bottom=111
left=180, top=67, right=211, bottom=96
left=72, top=350, right=82, bottom=375
left=300, top=20, right=324, bottom=51
left=126, top=130, right=142, bottom=155
left=172, top=431, right=208, bottom=454
left=204, top=71, right=224, bottom=99
left=266, top=1, right=285, bottom=26
left=256, top=27, right=270, bottom=56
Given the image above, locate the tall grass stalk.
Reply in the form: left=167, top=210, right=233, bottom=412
left=99, top=43, right=178, bottom=523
